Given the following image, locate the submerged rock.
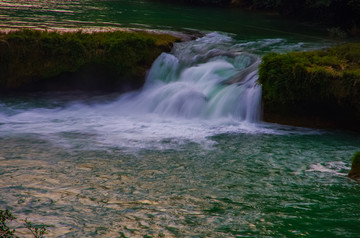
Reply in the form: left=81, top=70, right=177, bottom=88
left=349, top=151, right=360, bottom=180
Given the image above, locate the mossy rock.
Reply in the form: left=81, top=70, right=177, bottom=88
left=349, top=151, right=360, bottom=180
left=259, top=43, right=360, bottom=130
left=0, top=29, right=179, bottom=92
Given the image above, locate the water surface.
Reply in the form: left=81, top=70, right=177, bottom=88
left=0, top=1, right=359, bottom=237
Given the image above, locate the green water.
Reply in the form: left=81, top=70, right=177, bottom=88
left=1, top=1, right=359, bottom=237
left=0, top=0, right=328, bottom=41
left=1, top=129, right=359, bottom=237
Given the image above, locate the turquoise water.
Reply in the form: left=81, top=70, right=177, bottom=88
left=1, top=1, right=359, bottom=237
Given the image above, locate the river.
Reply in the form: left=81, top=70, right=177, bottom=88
left=0, top=1, right=359, bottom=237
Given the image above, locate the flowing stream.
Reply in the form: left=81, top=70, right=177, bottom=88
left=1, top=1, right=360, bottom=237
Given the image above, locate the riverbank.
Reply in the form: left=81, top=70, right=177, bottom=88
left=259, top=43, right=360, bottom=131
left=0, top=29, right=180, bottom=93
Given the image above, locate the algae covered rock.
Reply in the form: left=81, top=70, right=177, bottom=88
left=259, top=43, right=360, bottom=130
left=0, top=29, right=179, bottom=92
left=349, top=151, right=360, bottom=180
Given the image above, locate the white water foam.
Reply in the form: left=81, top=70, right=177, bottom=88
left=306, top=161, right=350, bottom=176
left=0, top=33, right=321, bottom=150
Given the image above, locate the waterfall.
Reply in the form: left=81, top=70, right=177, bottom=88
left=0, top=32, right=317, bottom=150
left=116, top=32, right=262, bottom=123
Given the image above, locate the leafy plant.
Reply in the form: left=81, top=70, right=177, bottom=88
left=0, top=209, right=17, bottom=238
left=0, top=209, right=51, bottom=238
left=24, top=219, right=49, bottom=238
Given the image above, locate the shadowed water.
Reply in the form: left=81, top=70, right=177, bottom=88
left=0, top=0, right=329, bottom=42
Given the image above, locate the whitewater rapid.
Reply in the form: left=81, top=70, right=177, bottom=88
left=110, top=32, right=262, bottom=122
left=0, top=32, right=320, bottom=150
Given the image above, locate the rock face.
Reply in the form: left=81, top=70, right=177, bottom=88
left=349, top=151, right=360, bottom=180
left=259, top=43, right=360, bottom=131
left=0, top=29, right=179, bottom=93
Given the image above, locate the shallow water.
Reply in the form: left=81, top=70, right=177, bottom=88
left=1, top=0, right=360, bottom=237
left=1, top=122, right=360, bottom=237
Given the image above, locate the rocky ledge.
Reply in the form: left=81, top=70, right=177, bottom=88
left=0, top=29, right=181, bottom=93
left=259, top=43, right=360, bottom=131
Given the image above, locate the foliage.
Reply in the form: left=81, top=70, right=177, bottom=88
left=24, top=219, right=49, bottom=238
left=259, top=43, right=360, bottom=126
left=351, top=151, right=360, bottom=165
left=0, top=29, right=178, bottom=92
left=0, top=209, right=17, bottom=238
left=1, top=209, right=51, bottom=238
left=349, top=151, right=360, bottom=179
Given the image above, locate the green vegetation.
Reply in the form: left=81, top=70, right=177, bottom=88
left=0, top=209, right=50, bottom=238
left=349, top=151, right=360, bottom=180
left=0, top=29, right=179, bottom=92
left=1, top=209, right=17, bottom=237
left=259, top=43, right=360, bottom=129
left=24, top=219, right=49, bottom=238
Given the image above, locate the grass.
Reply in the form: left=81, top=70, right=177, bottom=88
left=0, top=29, right=179, bottom=92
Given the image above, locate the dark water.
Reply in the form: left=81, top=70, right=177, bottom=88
left=0, top=1, right=359, bottom=237
left=0, top=0, right=328, bottom=41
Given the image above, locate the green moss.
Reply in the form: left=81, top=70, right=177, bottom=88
left=0, top=29, right=179, bottom=92
left=349, top=151, right=360, bottom=179
left=259, top=43, right=360, bottom=129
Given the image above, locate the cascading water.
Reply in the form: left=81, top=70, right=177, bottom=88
left=116, top=32, right=262, bottom=122
left=0, top=32, right=316, bottom=150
